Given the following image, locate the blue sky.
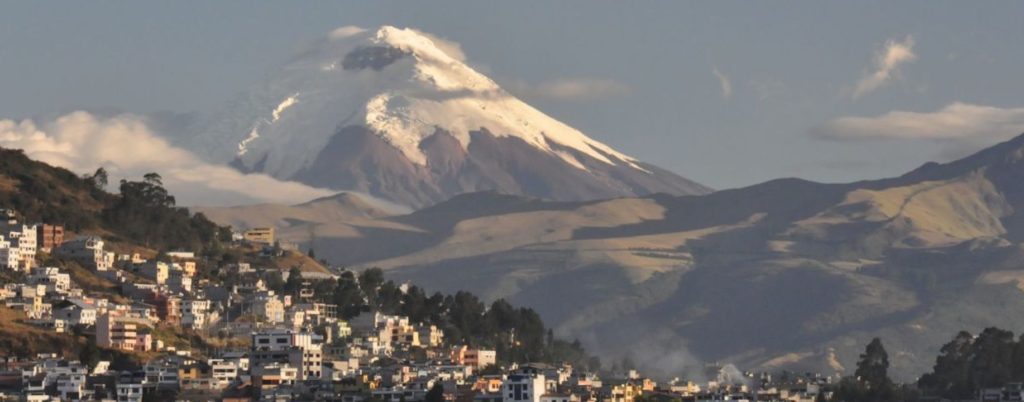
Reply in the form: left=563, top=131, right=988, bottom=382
left=1, top=1, right=1023, bottom=190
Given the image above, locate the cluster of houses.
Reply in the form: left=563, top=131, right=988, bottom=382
left=0, top=207, right=843, bottom=401
left=0, top=353, right=837, bottom=402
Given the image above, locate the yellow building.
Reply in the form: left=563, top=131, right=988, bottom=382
left=243, top=227, right=275, bottom=245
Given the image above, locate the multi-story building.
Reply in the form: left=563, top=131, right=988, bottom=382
left=252, top=292, right=285, bottom=323
left=181, top=298, right=213, bottom=330
left=28, top=267, right=71, bottom=294
left=0, top=236, right=20, bottom=270
left=242, top=227, right=275, bottom=245
left=116, top=371, right=146, bottom=402
left=251, top=329, right=324, bottom=380
left=503, top=368, right=547, bottom=402
left=147, top=292, right=181, bottom=324
left=96, top=313, right=138, bottom=351
left=139, top=261, right=169, bottom=285
left=208, top=359, right=241, bottom=389
left=419, top=325, right=445, bottom=348
left=451, top=346, right=497, bottom=368
left=166, top=270, right=192, bottom=293
left=53, top=299, right=98, bottom=326
left=55, top=236, right=113, bottom=271
left=2, top=224, right=37, bottom=270
left=21, top=359, right=89, bottom=402
left=35, top=224, right=64, bottom=253
left=252, top=363, right=298, bottom=390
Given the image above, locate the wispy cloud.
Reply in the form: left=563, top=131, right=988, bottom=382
left=813, top=103, right=1024, bottom=142
left=506, top=78, right=631, bottom=101
left=328, top=25, right=366, bottom=40
left=412, top=29, right=467, bottom=62
left=0, top=112, right=335, bottom=206
left=850, top=35, right=917, bottom=99
left=712, top=67, right=733, bottom=99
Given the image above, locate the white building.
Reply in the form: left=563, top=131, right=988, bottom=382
left=252, top=292, right=285, bottom=323
left=53, top=300, right=97, bottom=326
left=139, top=261, right=169, bottom=284
left=0, top=236, right=20, bottom=270
left=502, top=369, right=547, bottom=402
left=208, top=358, right=241, bottom=388
left=55, top=236, right=113, bottom=271
left=1, top=224, right=37, bottom=270
left=181, top=298, right=213, bottom=330
left=251, top=329, right=324, bottom=380
left=28, top=267, right=71, bottom=295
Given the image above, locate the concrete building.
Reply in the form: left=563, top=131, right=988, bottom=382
left=55, top=236, right=113, bottom=271
left=452, top=346, right=497, bottom=368
left=139, top=261, right=169, bottom=285
left=96, top=313, right=138, bottom=351
left=503, top=369, right=547, bottom=402
left=252, top=292, right=285, bottom=323
left=35, top=224, right=64, bottom=253
left=3, top=224, right=37, bottom=270
left=181, top=298, right=213, bottom=330
left=0, top=236, right=20, bottom=270
left=251, top=329, right=324, bottom=380
left=243, top=227, right=275, bottom=245
left=28, top=267, right=71, bottom=294
left=53, top=300, right=97, bottom=326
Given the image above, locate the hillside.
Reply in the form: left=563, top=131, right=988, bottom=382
left=0, top=147, right=229, bottom=253
left=202, top=132, right=1024, bottom=380
left=0, top=148, right=112, bottom=231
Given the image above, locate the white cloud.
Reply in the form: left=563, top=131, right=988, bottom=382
left=328, top=25, right=366, bottom=40
left=507, top=78, right=630, bottom=101
left=411, top=29, right=467, bottom=62
left=813, top=103, right=1024, bottom=142
left=0, top=112, right=335, bottom=206
left=712, top=67, right=732, bottom=99
left=851, top=35, right=916, bottom=99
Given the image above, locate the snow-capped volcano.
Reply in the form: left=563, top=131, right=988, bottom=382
left=188, top=25, right=710, bottom=207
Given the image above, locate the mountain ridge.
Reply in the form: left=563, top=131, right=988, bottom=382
left=183, top=25, right=709, bottom=207
left=198, top=131, right=1024, bottom=380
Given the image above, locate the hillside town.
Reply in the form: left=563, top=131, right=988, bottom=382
left=0, top=205, right=850, bottom=402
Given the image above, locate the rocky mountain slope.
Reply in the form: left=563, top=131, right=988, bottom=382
left=181, top=26, right=709, bottom=208
left=201, top=133, right=1024, bottom=380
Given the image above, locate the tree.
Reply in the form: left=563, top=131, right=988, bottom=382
left=969, top=328, right=1016, bottom=392
left=919, top=331, right=977, bottom=399
left=359, top=268, right=385, bottom=309
left=425, top=382, right=445, bottom=402
left=78, top=341, right=100, bottom=369
left=333, top=271, right=367, bottom=319
left=835, top=338, right=897, bottom=402
left=264, top=270, right=285, bottom=293
left=143, top=172, right=162, bottom=186
left=283, top=266, right=304, bottom=296
left=84, top=167, right=109, bottom=189
left=855, top=338, right=891, bottom=388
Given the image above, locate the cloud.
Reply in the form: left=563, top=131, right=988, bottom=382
left=813, top=103, right=1024, bottom=142
left=411, top=29, right=467, bottom=62
left=0, top=112, right=336, bottom=206
left=507, top=78, right=631, bottom=101
left=328, top=25, right=366, bottom=40
left=712, top=67, right=733, bottom=99
left=813, top=103, right=1024, bottom=160
left=851, top=35, right=916, bottom=99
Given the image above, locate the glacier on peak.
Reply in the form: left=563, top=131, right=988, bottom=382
left=189, top=25, right=646, bottom=179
